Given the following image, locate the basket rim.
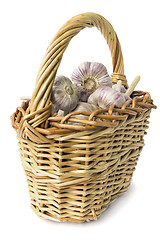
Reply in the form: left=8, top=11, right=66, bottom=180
left=11, top=91, right=156, bottom=136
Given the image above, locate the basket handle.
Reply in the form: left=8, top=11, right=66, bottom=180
left=29, top=12, right=127, bottom=114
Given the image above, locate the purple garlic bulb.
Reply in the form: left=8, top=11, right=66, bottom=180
left=51, top=75, right=79, bottom=114
left=71, top=62, right=112, bottom=102
left=88, top=86, right=130, bottom=109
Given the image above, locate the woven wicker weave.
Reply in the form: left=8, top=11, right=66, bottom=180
left=11, top=12, right=156, bottom=222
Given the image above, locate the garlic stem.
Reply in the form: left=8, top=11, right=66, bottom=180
left=115, top=80, right=122, bottom=92
left=126, top=75, right=140, bottom=96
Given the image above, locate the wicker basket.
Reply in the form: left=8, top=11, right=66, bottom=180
left=11, top=12, right=156, bottom=222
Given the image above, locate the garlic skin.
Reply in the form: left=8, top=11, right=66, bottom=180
left=51, top=104, right=59, bottom=116
left=71, top=62, right=112, bottom=102
left=124, top=94, right=132, bottom=101
left=57, top=109, right=65, bottom=116
left=88, top=86, right=129, bottom=109
left=51, top=76, right=79, bottom=114
left=112, top=84, right=126, bottom=93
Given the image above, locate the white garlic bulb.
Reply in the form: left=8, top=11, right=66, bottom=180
left=55, top=102, right=99, bottom=125
left=70, top=102, right=99, bottom=121
left=51, top=76, right=79, bottom=114
left=73, top=102, right=98, bottom=113
left=88, top=86, right=130, bottom=109
left=57, top=102, right=98, bottom=117
left=71, top=62, right=112, bottom=102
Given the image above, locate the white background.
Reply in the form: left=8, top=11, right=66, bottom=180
left=0, top=0, right=160, bottom=239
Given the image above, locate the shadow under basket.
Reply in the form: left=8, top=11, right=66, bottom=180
left=11, top=12, right=156, bottom=222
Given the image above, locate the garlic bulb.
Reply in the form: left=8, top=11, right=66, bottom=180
left=73, top=102, right=98, bottom=113
left=51, top=76, right=79, bottom=114
left=88, top=86, right=130, bottom=108
left=55, top=103, right=99, bottom=125
left=56, top=102, right=98, bottom=116
left=71, top=102, right=99, bottom=121
left=71, top=62, right=112, bottom=102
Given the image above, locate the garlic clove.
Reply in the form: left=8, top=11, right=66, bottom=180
left=71, top=62, right=112, bottom=102
left=51, top=75, right=80, bottom=114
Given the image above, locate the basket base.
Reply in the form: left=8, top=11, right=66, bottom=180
left=30, top=181, right=131, bottom=223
